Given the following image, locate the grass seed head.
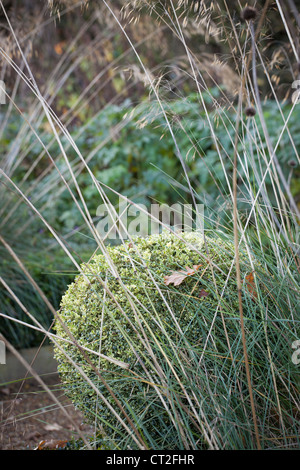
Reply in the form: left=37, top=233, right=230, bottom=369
left=241, top=6, right=258, bottom=22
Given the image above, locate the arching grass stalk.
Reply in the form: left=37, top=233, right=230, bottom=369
left=231, top=8, right=261, bottom=451
left=232, top=91, right=261, bottom=450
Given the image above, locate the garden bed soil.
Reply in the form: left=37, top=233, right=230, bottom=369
left=0, top=374, right=93, bottom=450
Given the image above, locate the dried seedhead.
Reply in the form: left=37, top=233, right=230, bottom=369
left=241, top=6, right=258, bottom=22
left=245, top=106, right=256, bottom=117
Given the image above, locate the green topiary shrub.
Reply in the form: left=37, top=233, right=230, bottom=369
left=53, top=231, right=296, bottom=449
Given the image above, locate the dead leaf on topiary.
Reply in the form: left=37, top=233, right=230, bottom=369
left=199, top=289, right=209, bottom=298
left=245, top=271, right=258, bottom=301
left=164, top=265, right=202, bottom=286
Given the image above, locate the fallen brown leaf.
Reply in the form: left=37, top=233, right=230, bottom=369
left=164, top=265, right=202, bottom=287
left=43, top=423, right=63, bottom=432
left=245, top=271, right=257, bottom=301
left=199, top=289, right=209, bottom=298
left=36, top=439, right=68, bottom=450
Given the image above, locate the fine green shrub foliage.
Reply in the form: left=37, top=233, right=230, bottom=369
left=53, top=230, right=293, bottom=449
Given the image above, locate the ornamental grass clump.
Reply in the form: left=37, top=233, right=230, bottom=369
left=53, top=230, right=295, bottom=449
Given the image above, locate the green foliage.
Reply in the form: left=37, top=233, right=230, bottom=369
left=0, top=181, right=91, bottom=348
left=7, top=91, right=297, bottom=237
left=0, top=193, right=70, bottom=348
left=54, top=230, right=298, bottom=449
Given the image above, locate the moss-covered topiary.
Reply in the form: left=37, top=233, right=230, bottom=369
left=53, top=231, right=270, bottom=448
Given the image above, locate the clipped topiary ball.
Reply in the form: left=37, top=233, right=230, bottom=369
left=53, top=231, right=265, bottom=449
